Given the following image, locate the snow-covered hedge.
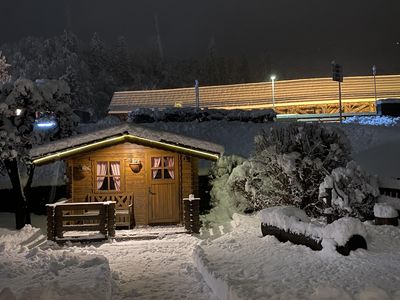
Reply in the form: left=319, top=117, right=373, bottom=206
left=319, top=161, right=379, bottom=220
left=128, top=107, right=276, bottom=123
left=343, top=115, right=400, bottom=126
left=259, top=206, right=367, bottom=247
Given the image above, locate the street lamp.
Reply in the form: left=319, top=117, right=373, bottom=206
left=372, top=65, right=377, bottom=101
left=270, top=75, right=276, bottom=109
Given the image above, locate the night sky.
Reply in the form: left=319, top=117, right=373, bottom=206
left=1, top=0, right=400, bottom=78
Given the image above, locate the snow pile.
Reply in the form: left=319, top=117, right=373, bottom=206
left=260, top=206, right=367, bottom=247
left=0, top=225, right=41, bottom=251
left=378, top=195, right=400, bottom=210
left=0, top=226, right=112, bottom=300
left=323, top=217, right=367, bottom=247
left=128, top=107, right=276, bottom=123
left=344, top=116, right=400, bottom=126
left=194, top=213, right=400, bottom=300
left=374, top=203, right=399, bottom=218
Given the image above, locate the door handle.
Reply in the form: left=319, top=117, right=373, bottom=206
left=148, top=187, right=156, bottom=195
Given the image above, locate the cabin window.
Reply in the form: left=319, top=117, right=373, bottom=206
left=151, top=156, right=175, bottom=180
left=96, top=161, right=121, bottom=191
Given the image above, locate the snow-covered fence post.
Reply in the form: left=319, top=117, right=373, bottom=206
left=46, top=204, right=55, bottom=241
left=183, top=194, right=200, bottom=233
left=107, top=201, right=116, bottom=238
left=374, top=203, right=399, bottom=226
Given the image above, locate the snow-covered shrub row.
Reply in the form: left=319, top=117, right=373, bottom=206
left=259, top=206, right=367, bottom=247
left=128, top=107, right=276, bottom=123
left=344, top=115, right=400, bottom=126
left=229, top=124, right=352, bottom=217
left=319, top=161, right=380, bottom=221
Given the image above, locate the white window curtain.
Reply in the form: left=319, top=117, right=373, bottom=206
left=165, top=157, right=175, bottom=179
left=96, top=162, right=107, bottom=190
left=110, top=162, right=121, bottom=191
left=152, top=157, right=161, bottom=179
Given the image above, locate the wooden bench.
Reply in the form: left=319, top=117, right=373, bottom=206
left=87, top=193, right=134, bottom=229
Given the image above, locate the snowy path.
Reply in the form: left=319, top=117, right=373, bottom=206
left=92, top=235, right=217, bottom=300
left=0, top=214, right=216, bottom=300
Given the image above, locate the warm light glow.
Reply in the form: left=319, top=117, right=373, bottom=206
left=32, top=134, right=220, bottom=165
left=15, top=108, right=23, bottom=116
left=270, top=75, right=276, bottom=81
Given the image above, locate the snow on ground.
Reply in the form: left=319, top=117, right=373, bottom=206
left=0, top=224, right=112, bottom=300
left=93, top=235, right=216, bottom=300
left=194, top=213, right=400, bottom=300
left=0, top=213, right=215, bottom=300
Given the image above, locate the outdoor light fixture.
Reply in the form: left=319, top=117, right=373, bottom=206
left=34, top=111, right=57, bottom=129
left=15, top=108, right=23, bottom=116
left=270, top=75, right=276, bottom=109
left=36, top=120, right=57, bottom=128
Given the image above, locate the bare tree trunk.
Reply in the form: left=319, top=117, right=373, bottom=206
left=5, top=158, right=31, bottom=229
left=23, top=164, right=35, bottom=223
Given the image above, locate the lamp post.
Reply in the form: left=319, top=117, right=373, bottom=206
left=270, top=75, right=276, bottom=109
left=372, top=65, right=377, bottom=101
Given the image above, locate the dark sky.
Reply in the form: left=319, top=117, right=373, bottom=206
left=1, top=0, right=400, bottom=78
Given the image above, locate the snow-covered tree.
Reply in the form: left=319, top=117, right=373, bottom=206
left=228, top=124, right=351, bottom=216
left=0, top=79, right=79, bottom=229
left=319, top=161, right=379, bottom=220
left=0, top=51, right=11, bottom=84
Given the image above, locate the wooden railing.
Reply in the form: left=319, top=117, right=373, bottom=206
left=380, top=188, right=400, bottom=199
left=87, top=193, right=134, bottom=228
left=46, top=199, right=116, bottom=241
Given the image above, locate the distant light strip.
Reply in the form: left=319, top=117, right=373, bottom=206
left=32, top=134, right=220, bottom=165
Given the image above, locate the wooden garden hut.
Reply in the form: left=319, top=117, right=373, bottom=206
left=30, top=123, right=223, bottom=227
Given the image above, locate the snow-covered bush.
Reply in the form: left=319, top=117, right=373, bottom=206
left=319, top=161, right=380, bottom=220
left=229, top=124, right=351, bottom=216
left=201, top=155, right=247, bottom=227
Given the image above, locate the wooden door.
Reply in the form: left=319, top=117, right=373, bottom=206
left=148, top=153, right=180, bottom=224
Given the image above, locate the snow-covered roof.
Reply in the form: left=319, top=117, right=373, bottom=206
left=30, top=123, right=224, bottom=165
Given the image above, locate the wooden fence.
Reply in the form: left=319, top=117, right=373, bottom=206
left=109, top=75, right=400, bottom=115
left=46, top=199, right=116, bottom=241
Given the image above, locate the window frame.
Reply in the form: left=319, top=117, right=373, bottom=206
left=150, top=155, right=176, bottom=182
left=93, top=159, right=124, bottom=193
